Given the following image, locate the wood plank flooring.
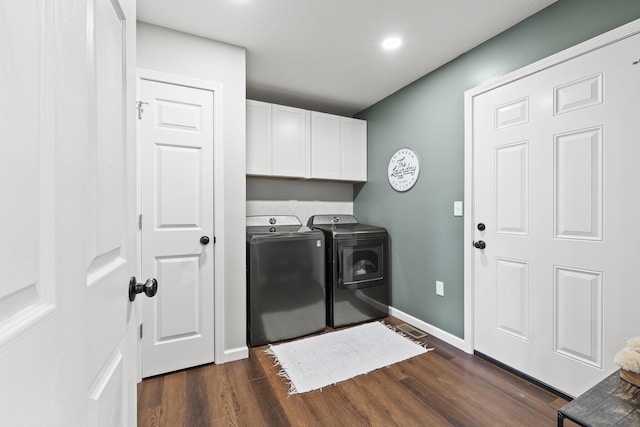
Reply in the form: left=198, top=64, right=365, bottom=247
left=138, top=317, right=574, bottom=426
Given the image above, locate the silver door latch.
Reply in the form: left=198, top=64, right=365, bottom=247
left=136, top=101, right=149, bottom=119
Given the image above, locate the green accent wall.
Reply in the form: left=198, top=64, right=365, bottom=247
left=354, top=0, right=640, bottom=338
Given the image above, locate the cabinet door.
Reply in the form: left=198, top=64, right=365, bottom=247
left=272, top=104, right=309, bottom=178
left=246, top=100, right=272, bottom=175
left=310, top=111, right=341, bottom=179
left=340, top=117, right=367, bottom=181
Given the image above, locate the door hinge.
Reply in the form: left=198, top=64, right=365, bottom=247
left=140, top=323, right=143, bottom=339
left=138, top=214, right=142, bottom=230
left=136, top=101, right=149, bottom=120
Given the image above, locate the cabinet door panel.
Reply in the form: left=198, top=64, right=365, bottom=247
left=246, top=100, right=272, bottom=175
left=272, top=104, right=308, bottom=178
left=311, top=112, right=341, bottom=179
left=341, top=118, right=367, bottom=181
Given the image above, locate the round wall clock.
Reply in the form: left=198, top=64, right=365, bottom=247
left=387, top=147, right=420, bottom=192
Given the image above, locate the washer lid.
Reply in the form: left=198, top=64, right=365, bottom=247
left=247, top=215, right=301, bottom=227
left=246, top=215, right=324, bottom=240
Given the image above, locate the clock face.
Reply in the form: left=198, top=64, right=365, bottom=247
left=388, top=148, right=420, bottom=192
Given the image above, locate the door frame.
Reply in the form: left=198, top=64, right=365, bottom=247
left=135, top=69, right=226, bottom=374
left=462, top=18, right=640, bottom=354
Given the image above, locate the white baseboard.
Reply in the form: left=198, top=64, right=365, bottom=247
left=218, top=309, right=471, bottom=364
left=219, top=346, right=249, bottom=364
left=389, top=307, right=470, bottom=353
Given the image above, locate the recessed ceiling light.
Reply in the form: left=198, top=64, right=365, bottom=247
left=382, top=36, right=402, bottom=51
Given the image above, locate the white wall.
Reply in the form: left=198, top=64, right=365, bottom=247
left=137, top=22, right=247, bottom=362
left=246, top=177, right=354, bottom=225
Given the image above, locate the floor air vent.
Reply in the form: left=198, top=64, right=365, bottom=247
left=396, top=323, right=427, bottom=339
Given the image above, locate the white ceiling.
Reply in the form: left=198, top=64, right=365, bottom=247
left=137, top=0, right=557, bottom=116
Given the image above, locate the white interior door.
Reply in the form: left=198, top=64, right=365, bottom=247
left=139, top=75, right=215, bottom=377
left=0, top=0, right=137, bottom=424
left=86, top=0, right=138, bottom=423
left=473, top=31, right=640, bottom=397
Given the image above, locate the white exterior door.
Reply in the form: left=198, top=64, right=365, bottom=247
left=472, top=31, right=640, bottom=396
left=139, top=74, right=216, bottom=377
left=0, top=0, right=137, bottom=425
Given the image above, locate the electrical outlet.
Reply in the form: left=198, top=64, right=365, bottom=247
left=436, top=280, right=444, bottom=296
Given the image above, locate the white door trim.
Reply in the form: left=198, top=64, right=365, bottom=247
left=463, top=18, right=640, bottom=354
left=135, top=69, right=226, bottom=368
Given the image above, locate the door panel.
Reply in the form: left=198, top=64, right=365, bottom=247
left=495, top=141, right=529, bottom=235
left=87, top=0, right=137, bottom=424
left=140, top=78, right=215, bottom=377
left=554, top=127, right=603, bottom=240
left=88, top=0, right=128, bottom=372
left=473, top=31, right=640, bottom=396
left=554, top=266, right=603, bottom=367
left=156, top=144, right=202, bottom=227
left=554, top=73, right=602, bottom=114
left=495, top=258, right=529, bottom=340
left=0, top=0, right=54, bottom=325
left=0, top=0, right=137, bottom=424
left=156, top=256, right=202, bottom=338
left=0, top=1, right=59, bottom=423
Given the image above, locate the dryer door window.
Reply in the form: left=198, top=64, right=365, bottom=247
left=337, top=237, right=387, bottom=289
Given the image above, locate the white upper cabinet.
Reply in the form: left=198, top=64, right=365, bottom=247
left=340, top=117, right=367, bottom=181
left=311, top=112, right=367, bottom=181
left=246, top=100, right=272, bottom=175
left=246, top=100, right=366, bottom=181
left=310, top=112, right=341, bottom=179
left=272, top=104, right=310, bottom=178
left=246, top=100, right=309, bottom=178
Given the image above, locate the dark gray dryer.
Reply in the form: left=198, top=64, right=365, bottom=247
left=246, top=215, right=326, bottom=347
left=308, top=214, right=389, bottom=328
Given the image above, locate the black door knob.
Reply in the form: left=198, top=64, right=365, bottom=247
left=129, top=277, right=158, bottom=302
left=477, top=223, right=486, bottom=231
left=473, top=240, right=486, bottom=250
left=200, top=236, right=210, bottom=245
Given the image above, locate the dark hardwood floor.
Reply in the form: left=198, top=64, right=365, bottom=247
left=138, top=317, right=574, bottom=426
